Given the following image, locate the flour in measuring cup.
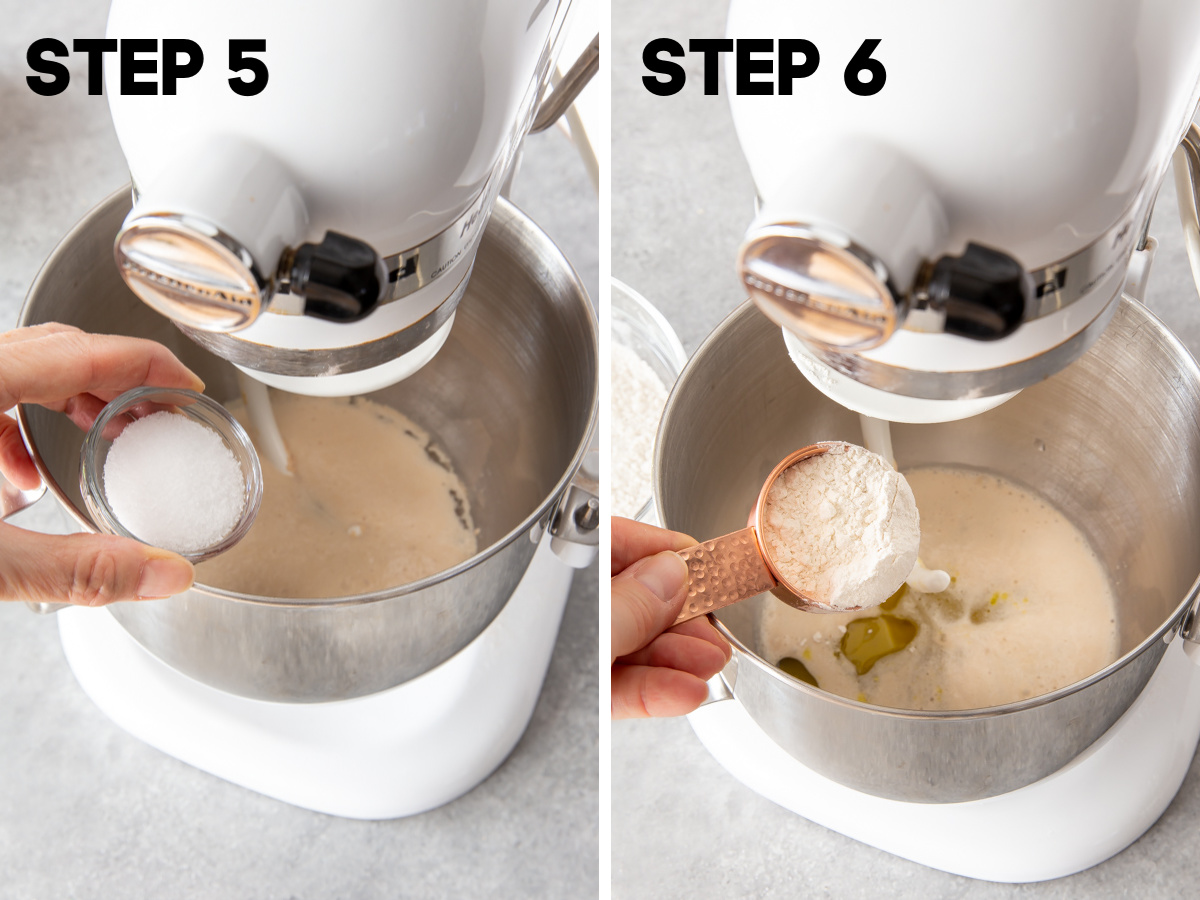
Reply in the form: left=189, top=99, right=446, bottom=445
left=760, top=443, right=920, bottom=610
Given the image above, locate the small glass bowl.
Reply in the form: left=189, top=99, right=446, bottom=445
left=611, top=278, right=688, bottom=522
left=79, top=387, right=263, bottom=563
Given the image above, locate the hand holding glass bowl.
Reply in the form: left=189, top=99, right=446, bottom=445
left=0, top=325, right=206, bottom=606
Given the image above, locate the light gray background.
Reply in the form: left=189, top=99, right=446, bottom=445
left=613, top=2, right=1200, bottom=898
left=0, top=4, right=598, bottom=899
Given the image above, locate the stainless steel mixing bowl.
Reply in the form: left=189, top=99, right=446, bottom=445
left=19, top=188, right=596, bottom=702
left=655, top=298, right=1200, bottom=802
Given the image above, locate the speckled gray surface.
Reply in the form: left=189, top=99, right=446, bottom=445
left=0, top=4, right=598, bottom=899
left=613, top=1, right=1200, bottom=897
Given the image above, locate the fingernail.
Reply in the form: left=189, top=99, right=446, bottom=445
left=633, top=551, right=689, bottom=603
left=137, top=557, right=194, bottom=599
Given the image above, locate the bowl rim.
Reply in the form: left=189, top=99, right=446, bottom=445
left=611, top=275, right=688, bottom=374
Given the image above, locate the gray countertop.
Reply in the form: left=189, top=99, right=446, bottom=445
left=0, top=4, right=598, bottom=899
left=613, top=1, right=1200, bottom=897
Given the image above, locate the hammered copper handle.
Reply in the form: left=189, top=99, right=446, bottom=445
left=674, top=526, right=778, bottom=624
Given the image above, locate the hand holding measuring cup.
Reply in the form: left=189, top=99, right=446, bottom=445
left=611, top=517, right=732, bottom=719
left=0, top=324, right=203, bottom=606
left=673, top=442, right=922, bottom=624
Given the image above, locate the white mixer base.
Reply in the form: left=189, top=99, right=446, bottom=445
left=58, top=542, right=575, bottom=820
left=689, top=639, right=1200, bottom=882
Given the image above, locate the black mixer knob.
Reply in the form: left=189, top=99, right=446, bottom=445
left=923, top=243, right=1033, bottom=341
left=286, top=231, right=388, bottom=323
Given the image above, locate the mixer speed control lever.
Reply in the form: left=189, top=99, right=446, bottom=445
left=281, top=231, right=388, bottom=323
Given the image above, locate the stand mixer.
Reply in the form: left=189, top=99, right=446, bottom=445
left=10, top=0, right=600, bottom=819
left=729, top=0, right=1200, bottom=424
left=654, top=0, right=1200, bottom=881
left=104, top=0, right=597, bottom=397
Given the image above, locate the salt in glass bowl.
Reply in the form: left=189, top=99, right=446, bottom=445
left=611, top=277, right=688, bottom=522
left=79, top=387, right=263, bottom=563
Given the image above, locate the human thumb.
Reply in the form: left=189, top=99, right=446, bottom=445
left=0, top=523, right=194, bottom=606
left=611, top=550, right=690, bottom=661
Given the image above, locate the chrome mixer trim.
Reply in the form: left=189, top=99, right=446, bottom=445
left=370, top=181, right=494, bottom=306
left=797, top=287, right=1124, bottom=400
left=743, top=225, right=899, bottom=325
left=120, top=180, right=495, bottom=326
left=180, top=263, right=471, bottom=377
left=1019, top=199, right=1146, bottom=321
left=350, top=0, right=574, bottom=310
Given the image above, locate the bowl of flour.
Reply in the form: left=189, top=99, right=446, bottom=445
left=611, top=278, right=687, bottom=521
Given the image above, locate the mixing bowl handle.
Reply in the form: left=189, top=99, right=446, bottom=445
left=1176, top=591, right=1200, bottom=665
left=548, top=447, right=599, bottom=568
left=0, top=471, right=46, bottom=520
left=698, top=667, right=735, bottom=707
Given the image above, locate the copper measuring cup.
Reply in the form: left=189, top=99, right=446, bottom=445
left=673, top=442, right=862, bottom=624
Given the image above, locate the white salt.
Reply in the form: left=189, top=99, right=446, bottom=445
left=103, top=410, right=246, bottom=554
left=761, top=444, right=920, bottom=610
left=611, top=341, right=670, bottom=518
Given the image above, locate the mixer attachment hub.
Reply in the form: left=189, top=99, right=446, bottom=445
left=916, top=242, right=1033, bottom=341
left=280, top=231, right=387, bottom=323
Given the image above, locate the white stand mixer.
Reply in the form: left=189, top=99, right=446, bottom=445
left=11, top=0, right=601, bottom=821
left=728, top=0, right=1200, bottom=423
left=656, top=0, right=1200, bottom=880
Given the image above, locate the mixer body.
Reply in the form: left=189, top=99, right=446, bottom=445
left=727, top=0, right=1200, bottom=420
left=105, top=0, right=574, bottom=394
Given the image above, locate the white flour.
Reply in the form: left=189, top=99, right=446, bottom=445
left=611, top=342, right=669, bottom=518
left=761, top=444, right=920, bottom=610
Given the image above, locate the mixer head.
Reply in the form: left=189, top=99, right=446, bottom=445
left=103, top=0, right=580, bottom=396
left=725, top=0, right=1200, bottom=423
left=108, top=133, right=489, bottom=397
left=733, top=167, right=1149, bottom=423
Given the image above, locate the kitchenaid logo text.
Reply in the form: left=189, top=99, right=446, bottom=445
left=642, top=38, right=885, bottom=97
left=25, top=39, right=268, bottom=96
left=120, top=259, right=254, bottom=309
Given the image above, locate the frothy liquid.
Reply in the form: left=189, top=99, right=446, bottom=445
left=197, top=393, right=477, bottom=598
left=759, top=466, right=1119, bottom=710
